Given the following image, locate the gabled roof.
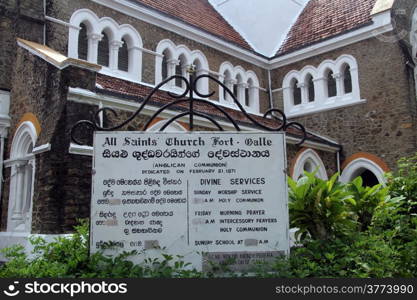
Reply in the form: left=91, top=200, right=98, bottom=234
left=129, top=0, right=253, bottom=51
left=276, top=0, right=378, bottom=56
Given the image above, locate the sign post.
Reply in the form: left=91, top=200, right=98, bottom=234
left=91, top=132, right=289, bottom=272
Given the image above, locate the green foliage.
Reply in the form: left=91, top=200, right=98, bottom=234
left=0, top=220, right=204, bottom=278
left=1, top=153, right=417, bottom=278
left=288, top=172, right=356, bottom=240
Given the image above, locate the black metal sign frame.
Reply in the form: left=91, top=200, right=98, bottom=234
left=71, top=74, right=307, bottom=145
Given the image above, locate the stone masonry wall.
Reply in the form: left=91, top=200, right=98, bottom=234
left=0, top=0, right=44, bottom=91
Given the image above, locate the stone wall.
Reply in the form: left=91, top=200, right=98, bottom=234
left=0, top=0, right=44, bottom=91
left=271, top=36, right=417, bottom=170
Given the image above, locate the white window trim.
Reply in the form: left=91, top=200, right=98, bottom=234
left=292, top=149, right=328, bottom=180
left=155, top=39, right=209, bottom=94
left=6, top=121, right=38, bottom=233
left=68, top=9, right=143, bottom=82
left=340, top=157, right=386, bottom=184
left=283, top=55, right=362, bottom=118
left=218, top=61, right=260, bottom=113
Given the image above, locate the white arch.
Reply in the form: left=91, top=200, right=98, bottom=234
left=118, top=24, right=143, bottom=48
left=176, top=45, right=193, bottom=64
left=283, top=70, right=301, bottom=112
left=234, top=66, right=247, bottom=82
left=155, top=40, right=177, bottom=85
left=219, top=61, right=235, bottom=84
left=10, top=121, right=37, bottom=159
left=146, top=120, right=187, bottom=132
left=318, top=59, right=336, bottom=78
left=283, top=70, right=301, bottom=89
left=218, top=62, right=260, bottom=112
left=98, top=17, right=118, bottom=41
left=68, top=9, right=143, bottom=81
left=8, top=121, right=38, bottom=233
left=191, top=50, right=209, bottom=94
left=300, top=66, right=317, bottom=82
left=335, top=55, right=358, bottom=73
left=340, top=158, right=386, bottom=184
left=292, top=149, right=328, bottom=180
left=283, top=54, right=362, bottom=116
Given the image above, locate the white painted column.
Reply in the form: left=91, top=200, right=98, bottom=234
left=87, top=33, right=102, bottom=64
left=298, top=82, right=307, bottom=105
left=238, top=82, right=248, bottom=106
left=167, top=59, right=180, bottom=87
left=249, top=86, right=260, bottom=113
left=109, top=40, right=123, bottom=71
left=313, top=77, right=326, bottom=104
left=128, top=46, right=142, bottom=82
left=334, top=72, right=343, bottom=98
left=11, top=163, right=26, bottom=223
left=225, top=79, right=236, bottom=103
left=350, top=66, right=360, bottom=100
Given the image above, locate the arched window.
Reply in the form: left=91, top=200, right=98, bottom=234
left=78, top=23, right=88, bottom=61
left=342, top=64, right=352, bottom=94
left=291, top=148, right=328, bottom=180
left=291, top=79, right=302, bottom=105
left=7, top=121, right=37, bottom=233
left=118, top=38, right=129, bottom=72
left=246, top=78, right=254, bottom=107
left=97, top=32, right=110, bottom=67
left=306, top=74, right=315, bottom=102
left=326, top=70, right=337, bottom=98
left=340, top=154, right=388, bottom=185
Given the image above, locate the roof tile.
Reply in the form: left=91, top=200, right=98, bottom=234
left=277, top=0, right=377, bottom=56
left=129, top=0, right=253, bottom=51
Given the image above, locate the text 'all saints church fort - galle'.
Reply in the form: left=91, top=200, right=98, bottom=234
left=0, top=0, right=416, bottom=252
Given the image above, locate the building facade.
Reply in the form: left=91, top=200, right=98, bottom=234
left=0, top=0, right=416, bottom=251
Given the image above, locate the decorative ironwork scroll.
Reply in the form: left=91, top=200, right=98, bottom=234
left=70, top=74, right=307, bottom=145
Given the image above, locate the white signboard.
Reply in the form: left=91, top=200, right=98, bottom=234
left=91, top=132, right=289, bottom=271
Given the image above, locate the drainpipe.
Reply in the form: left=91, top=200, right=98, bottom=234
left=43, top=0, right=46, bottom=45
left=267, top=69, right=274, bottom=110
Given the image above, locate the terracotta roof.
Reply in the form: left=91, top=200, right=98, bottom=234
left=277, top=0, right=377, bottom=56
left=128, top=0, right=253, bottom=51
left=95, top=74, right=340, bottom=148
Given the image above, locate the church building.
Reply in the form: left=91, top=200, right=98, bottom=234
left=0, top=0, right=416, bottom=252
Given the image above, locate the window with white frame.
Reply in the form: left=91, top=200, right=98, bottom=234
left=283, top=55, right=362, bottom=117
left=6, top=121, right=37, bottom=233
left=219, top=62, right=260, bottom=113
left=155, top=39, right=209, bottom=94
left=68, top=9, right=143, bottom=82
left=292, top=149, right=328, bottom=180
